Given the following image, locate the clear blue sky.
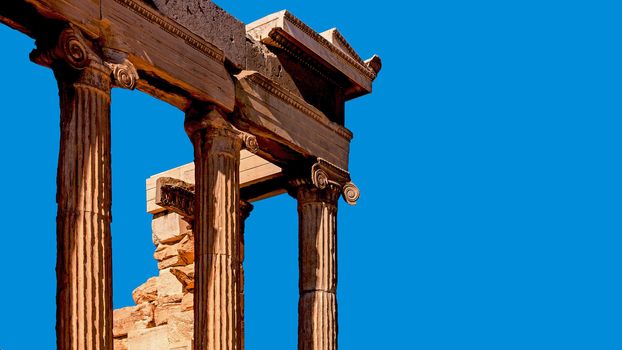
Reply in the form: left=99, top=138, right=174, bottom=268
left=1, top=1, right=621, bottom=349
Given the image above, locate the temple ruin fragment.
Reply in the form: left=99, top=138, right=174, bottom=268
left=0, top=0, right=381, bottom=349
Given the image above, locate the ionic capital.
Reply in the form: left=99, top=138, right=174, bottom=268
left=30, top=25, right=96, bottom=71
left=184, top=106, right=259, bottom=153
left=31, top=25, right=141, bottom=91
left=288, top=158, right=361, bottom=205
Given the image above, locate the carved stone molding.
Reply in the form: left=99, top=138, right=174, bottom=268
left=243, top=72, right=353, bottom=141
left=289, top=158, right=360, bottom=205
left=280, top=11, right=375, bottom=80
left=111, top=0, right=225, bottom=63
left=155, top=177, right=196, bottom=221
left=247, top=10, right=380, bottom=99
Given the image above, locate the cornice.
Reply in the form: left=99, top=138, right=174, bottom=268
left=323, top=28, right=364, bottom=63
left=281, top=11, right=376, bottom=81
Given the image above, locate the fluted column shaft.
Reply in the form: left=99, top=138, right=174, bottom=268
left=47, top=32, right=113, bottom=350
left=294, top=185, right=341, bottom=350
left=186, top=109, right=243, bottom=350
left=238, top=201, right=253, bottom=350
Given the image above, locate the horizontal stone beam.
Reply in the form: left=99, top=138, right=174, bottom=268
left=153, top=174, right=287, bottom=220
left=102, top=0, right=235, bottom=111
left=247, top=10, right=379, bottom=100
left=2, top=1, right=378, bottom=170
left=147, top=151, right=283, bottom=214
left=235, top=71, right=353, bottom=170
left=1, top=0, right=235, bottom=112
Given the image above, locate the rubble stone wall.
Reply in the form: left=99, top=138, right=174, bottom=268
left=113, top=212, right=196, bottom=350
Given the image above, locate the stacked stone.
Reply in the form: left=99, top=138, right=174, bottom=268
left=113, top=212, right=196, bottom=350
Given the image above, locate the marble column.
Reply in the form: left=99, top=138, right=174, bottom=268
left=238, top=201, right=253, bottom=350
left=291, top=181, right=341, bottom=350
left=32, top=27, right=114, bottom=350
left=185, top=107, right=255, bottom=350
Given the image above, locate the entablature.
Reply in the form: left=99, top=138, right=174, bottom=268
left=246, top=10, right=381, bottom=101
left=1, top=0, right=381, bottom=185
left=234, top=70, right=353, bottom=170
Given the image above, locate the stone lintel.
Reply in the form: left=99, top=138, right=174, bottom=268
left=235, top=70, right=353, bottom=170
left=246, top=10, right=380, bottom=100
left=151, top=0, right=246, bottom=69
left=9, top=0, right=236, bottom=112
left=153, top=175, right=289, bottom=221
left=146, top=151, right=283, bottom=214
left=102, top=0, right=235, bottom=111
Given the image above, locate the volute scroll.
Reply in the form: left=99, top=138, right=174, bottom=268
left=30, top=25, right=94, bottom=70
left=105, top=58, right=139, bottom=90
left=290, top=158, right=361, bottom=205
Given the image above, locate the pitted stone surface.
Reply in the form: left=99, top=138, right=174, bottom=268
left=245, top=37, right=302, bottom=96
left=152, top=0, right=246, bottom=68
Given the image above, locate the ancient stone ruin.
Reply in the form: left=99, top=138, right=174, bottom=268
left=0, top=0, right=380, bottom=349
left=113, top=189, right=195, bottom=349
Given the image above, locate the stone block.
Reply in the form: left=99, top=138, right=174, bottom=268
left=152, top=0, right=246, bottom=68
left=245, top=38, right=301, bottom=96
left=127, top=325, right=169, bottom=350
left=154, top=243, right=178, bottom=262
left=168, top=310, right=194, bottom=345
left=181, top=292, right=194, bottom=311
left=157, top=294, right=183, bottom=305
left=154, top=234, right=194, bottom=269
left=152, top=212, right=190, bottom=245
left=177, top=234, right=194, bottom=263
left=155, top=302, right=183, bottom=326
left=170, top=263, right=195, bottom=292
left=157, top=255, right=188, bottom=270
left=113, top=337, right=128, bottom=350
left=158, top=268, right=184, bottom=299
left=170, top=341, right=193, bottom=350
left=132, top=277, right=158, bottom=305
left=113, top=303, right=154, bottom=338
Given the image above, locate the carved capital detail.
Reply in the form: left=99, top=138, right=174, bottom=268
left=311, top=163, right=331, bottom=189
left=294, top=183, right=342, bottom=205
left=184, top=107, right=234, bottom=139
left=241, top=133, right=259, bottom=154
left=289, top=158, right=361, bottom=205
left=155, top=177, right=196, bottom=221
left=342, top=182, right=361, bottom=205
left=185, top=106, right=260, bottom=154
left=105, top=58, right=139, bottom=89
left=31, top=26, right=95, bottom=70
